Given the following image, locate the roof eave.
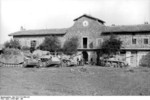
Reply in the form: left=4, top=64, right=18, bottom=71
left=8, top=34, right=13, bottom=36
left=9, top=33, right=66, bottom=37
left=74, top=14, right=105, bottom=24
left=103, top=30, right=150, bottom=33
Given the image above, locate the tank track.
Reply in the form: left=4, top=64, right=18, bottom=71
left=0, top=60, right=63, bottom=68
left=0, top=61, right=24, bottom=67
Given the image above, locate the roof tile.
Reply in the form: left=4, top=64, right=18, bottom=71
left=103, top=24, right=150, bottom=33
left=9, top=28, right=67, bottom=36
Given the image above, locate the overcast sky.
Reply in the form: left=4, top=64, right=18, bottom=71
left=0, top=0, right=150, bottom=44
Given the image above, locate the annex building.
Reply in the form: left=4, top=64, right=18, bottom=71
left=9, top=14, right=150, bottom=67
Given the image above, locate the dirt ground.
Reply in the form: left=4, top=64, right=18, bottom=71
left=0, top=65, right=150, bottom=96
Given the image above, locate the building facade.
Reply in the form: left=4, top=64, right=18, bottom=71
left=9, top=14, right=150, bottom=67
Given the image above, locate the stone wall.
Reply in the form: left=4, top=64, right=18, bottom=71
left=101, top=33, right=150, bottom=50
left=65, top=16, right=105, bottom=49
left=100, top=33, right=150, bottom=67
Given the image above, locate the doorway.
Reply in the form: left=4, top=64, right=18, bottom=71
left=82, top=51, right=88, bottom=64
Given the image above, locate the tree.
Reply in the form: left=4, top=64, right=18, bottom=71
left=100, top=34, right=122, bottom=57
left=63, top=37, right=79, bottom=55
left=38, top=36, right=61, bottom=52
left=140, top=52, right=150, bottom=67
left=4, top=39, right=21, bottom=49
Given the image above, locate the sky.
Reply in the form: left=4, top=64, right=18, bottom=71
left=0, top=0, right=150, bottom=44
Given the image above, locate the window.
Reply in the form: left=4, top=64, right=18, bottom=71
left=83, top=37, right=88, bottom=48
left=144, top=38, right=148, bottom=44
left=132, top=38, right=137, bottom=44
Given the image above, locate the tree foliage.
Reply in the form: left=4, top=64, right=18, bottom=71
left=4, top=39, right=21, bottom=49
left=38, top=36, right=61, bottom=52
left=100, top=35, right=122, bottom=56
left=63, top=37, right=79, bottom=55
left=140, top=52, right=150, bottom=67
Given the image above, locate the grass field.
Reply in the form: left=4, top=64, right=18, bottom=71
left=0, top=66, right=150, bottom=95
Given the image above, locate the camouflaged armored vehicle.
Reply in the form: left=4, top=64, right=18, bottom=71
left=23, top=50, right=62, bottom=68
left=99, top=55, right=128, bottom=68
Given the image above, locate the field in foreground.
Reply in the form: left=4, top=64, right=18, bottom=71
left=0, top=66, right=150, bottom=95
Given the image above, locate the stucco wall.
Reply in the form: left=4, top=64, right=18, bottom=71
left=14, top=35, right=65, bottom=48
left=14, top=36, right=45, bottom=47
left=137, top=51, right=149, bottom=66
left=124, top=51, right=149, bottom=67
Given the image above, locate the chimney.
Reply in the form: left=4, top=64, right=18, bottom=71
left=20, top=26, right=25, bottom=31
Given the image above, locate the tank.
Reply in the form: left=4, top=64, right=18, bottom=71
left=23, top=54, right=41, bottom=68
left=0, top=48, right=24, bottom=67
left=23, top=50, right=62, bottom=68
left=99, top=55, right=128, bottom=68
left=61, top=53, right=84, bottom=67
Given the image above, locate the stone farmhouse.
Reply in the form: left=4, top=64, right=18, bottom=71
left=9, top=14, right=150, bottom=67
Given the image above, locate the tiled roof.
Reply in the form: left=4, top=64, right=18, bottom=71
left=74, top=14, right=105, bottom=24
left=121, top=48, right=150, bottom=50
left=9, top=28, right=67, bottom=36
left=103, top=24, right=150, bottom=33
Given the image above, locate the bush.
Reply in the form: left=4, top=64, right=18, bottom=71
left=140, top=52, right=150, bottom=67
left=38, top=36, right=61, bottom=52
left=96, top=34, right=122, bottom=65
left=0, top=48, right=24, bottom=64
left=63, top=37, right=79, bottom=55
left=4, top=39, right=21, bottom=49
left=3, top=48, right=21, bottom=55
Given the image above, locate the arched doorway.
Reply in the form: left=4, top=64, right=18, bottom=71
left=82, top=51, right=88, bottom=64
